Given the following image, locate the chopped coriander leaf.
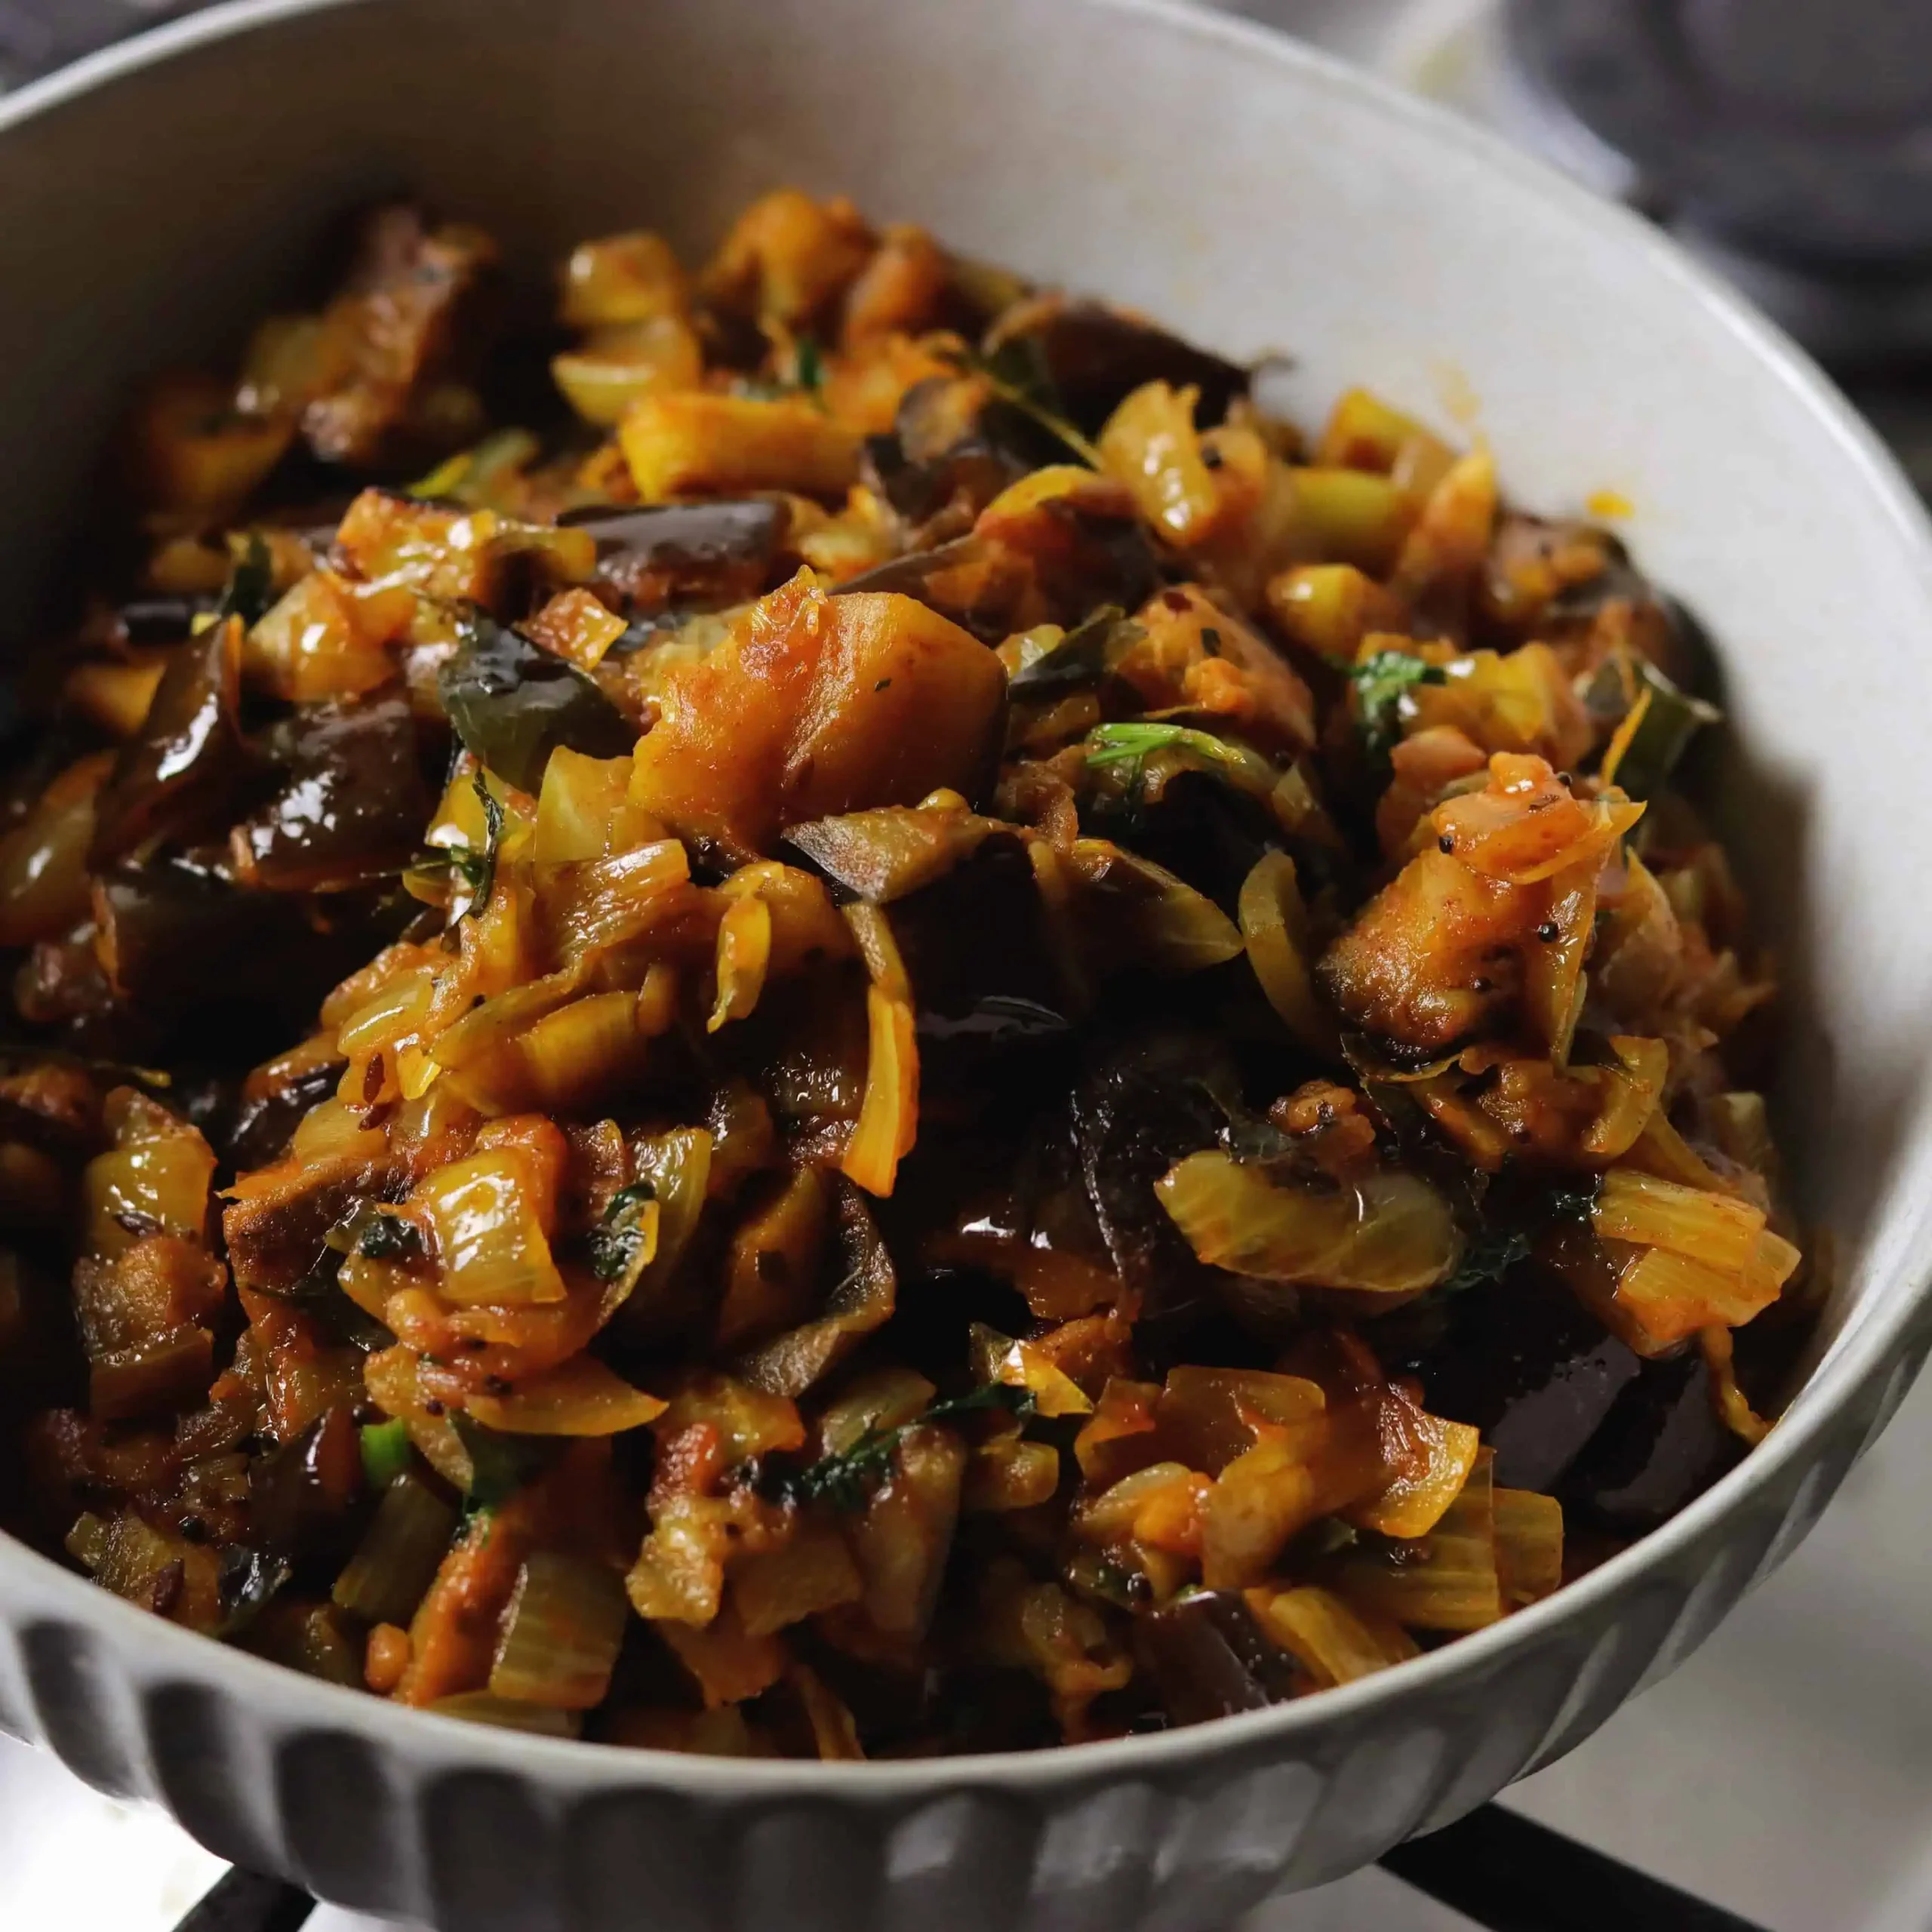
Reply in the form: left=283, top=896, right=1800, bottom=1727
left=793, top=334, right=824, bottom=395
left=586, top=1180, right=657, bottom=1283
left=1350, top=651, right=1445, bottom=764
left=1084, top=721, right=1241, bottom=770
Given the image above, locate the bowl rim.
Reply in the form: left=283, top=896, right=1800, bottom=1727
left=4, top=0, right=1932, bottom=1802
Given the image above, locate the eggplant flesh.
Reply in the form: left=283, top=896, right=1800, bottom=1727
left=1138, top=1590, right=1302, bottom=1727
left=1377, top=1273, right=1643, bottom=1494
left=1561, top=1352, right=1740, bottom=1534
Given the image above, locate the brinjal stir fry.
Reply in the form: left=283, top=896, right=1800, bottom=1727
left=0, top=192, right=1808, bottom=1754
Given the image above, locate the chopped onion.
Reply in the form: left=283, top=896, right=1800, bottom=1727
left=331, top=1470, right=458, bottom=1627
left=463, top=1356, right=666, bottom=1436
left=488, top=1552, right=629, bottom=1707
left=420, top=1150, right=568, bottom=1306
left=1493, top=1487, right=1564, bottom=1608
left=1244, top=1584, right=1418, bottom=1687
left=1156, top=1151, right=1460, bottom=1295
left=1238, top=851, right=1337, bottom=1056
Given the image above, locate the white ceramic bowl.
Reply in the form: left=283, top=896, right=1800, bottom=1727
left=3, top=3, right=1932, bottom=1927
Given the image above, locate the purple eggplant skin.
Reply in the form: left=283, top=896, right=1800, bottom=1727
left=1137, top=1589, right=1304, bottom=1727
left=223, top=1059, right=349, bottom=1173
left=88, top=620, right=260, bottom=868
left=1068, top=1031, right=1239, bottom=1324
left=562, top=500, right=789, bottom=617
left=237, top=695, right=434, bottom=893
left=986, top=298, right=1250, bottom=434
left=1561, top=1351, right=1742, bottom=1535
left=1377, top=1272, right=1644, bottom=1494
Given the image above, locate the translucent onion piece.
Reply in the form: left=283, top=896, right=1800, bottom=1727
left=331, top=1471, right=458, bottom=1627
left=425, top=1690, right=581, bottom=1737
left=1346, top=1391, right=1481, bottom=1542
left=789, top=1663, right=866, bottom=1760
left=1152, top=1366, right=1326, bottom=1476
left=1432, top=752, right=1644, bottom=885
left=488, top=1552, right=629, bottom=1707
left=1330, top=1450, right=1501, bottom=1633
left=731, top=1520, right=864, bottom=1636
left=1238, top=851, right=1336, bottom=1056
left=962, top=1435, right=1063, bottom=1513
left=420, top=1151, right=568, bottom=1306
left=1155, top=1151, right=1460, bottom=1295
left=969, top=1322, right=1094, bottom=1418
left=1700, top=1324, right=1773, bottom=1448
left=1593, top=1167, right=1766, bottom=1275
left=657, top=1600, right=787, bottom=1709
left=463, top=1355, right=666, bottom=1436
left=842, top=984, right=918, bottom=1197
left=1493, top=1487, right=1564, bottom=1608
left=1244, top=1584, right=1418, bottom=1687
left=708, top=893, right=772, bottom=1032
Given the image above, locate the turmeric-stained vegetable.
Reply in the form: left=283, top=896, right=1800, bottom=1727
left=4, top=186, right=1802, bottom=1761
left=629, top=571, right=1004, bottom=857
left=1157, top=1152, right=1460, bottom=1296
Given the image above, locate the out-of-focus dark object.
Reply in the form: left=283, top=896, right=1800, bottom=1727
left=0, top=2, right=209, bottom=88
left=1507, top=0, right=1932, bottom=365
left=1380, top=1799, right=1772, bottom=1931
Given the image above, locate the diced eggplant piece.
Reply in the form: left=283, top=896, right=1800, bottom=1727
left=890, top=835, right=1071, bottom=1046
left=223, top=1060, right=347, bottom=1172
left=562, top=500, right=789, bottom=616
left=224, top=1152, right=384, bottom=1300
left=1069, top=1032, right=1238, bottom=1323
left=985, top=296, right=1249, bottom=434
left=438, top=611, right=636, bottom=795
left=93, top=863, right=292, bottom=1019
left=1562, top=1352, right=1741, bottom=1534
left=89, top=620, right=259, bottom=867
left=1084, top=768, right=1277, bottom=917
left=302, top=204, right=498, bottom=468
left=1138, top=1589, right=1303, bottom=1727
left=235, top=695, right=434, bottom=892
left=248, top=1406, right=362, bottom=1561
left=1378, top=1274, right=1642, bottom=1493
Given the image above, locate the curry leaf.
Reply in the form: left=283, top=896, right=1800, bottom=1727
left=438, top=609, right=635, bottom=795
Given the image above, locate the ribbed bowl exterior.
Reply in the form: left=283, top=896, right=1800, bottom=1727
left=5, top=2, right=1932, bottom=1925
left=2, top=1320, right=1925, bottom=1930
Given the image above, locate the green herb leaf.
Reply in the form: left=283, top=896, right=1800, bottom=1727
left=771, top=1381, right=1037, bottom=1512
left=358, top=1417, right=414, bottom=1491
left=1350, top=651, right=1445, bottom=764
left=1441, top=1225, right=1532, bottom=1295
left=793, top=334, right=824, bottom=396
left=1084, top=721, right=1243, bottom=771
left=937, top=340, right=1101, bottom=468
left=214, top=532, right=275, bottom=630
left=586, top=1180, right=657, bottom=1283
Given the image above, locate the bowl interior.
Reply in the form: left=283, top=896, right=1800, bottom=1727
left=3, top=0, right=1930, bottom=1404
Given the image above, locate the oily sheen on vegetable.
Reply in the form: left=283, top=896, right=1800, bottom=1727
left=0, top=189, right=1809, bottom=1756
